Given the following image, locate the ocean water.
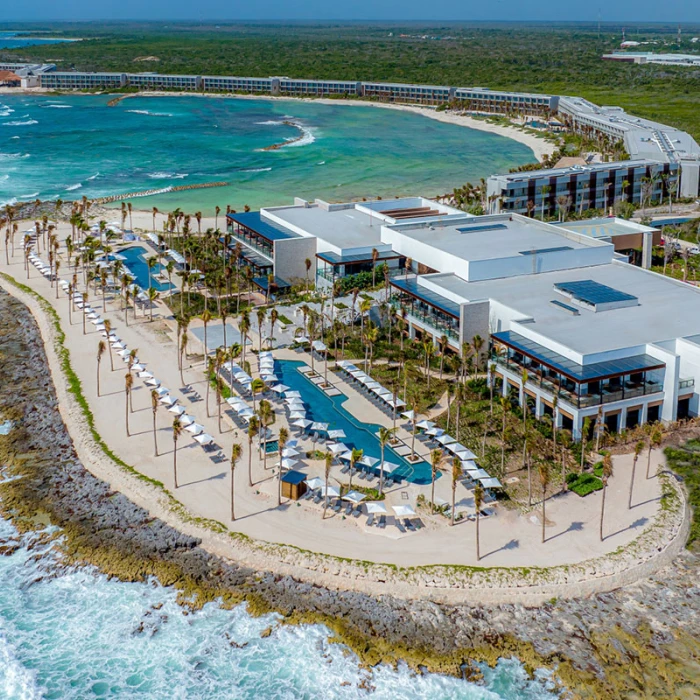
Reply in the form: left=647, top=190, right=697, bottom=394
left=0, top=32, right=74, bottom=49
left=0, top=94, right=534, bottom=214
left=0, top=515, right=562, bottom=699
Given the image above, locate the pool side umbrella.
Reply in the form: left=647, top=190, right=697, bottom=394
left=328, top=442, right=348, bottom=455
left=359, top=455, right=379, bottom=467
left=461, top=459, right=479, bottom=470
left=271, top=384, right=289, bottom=394
left=470, top=468, right=490, bottom=480
left=319, top=484, right=340, bottom=499
left=436, top=433, right=457, bottom=446
left=379, top=461, right=400, bottom=474
left=279, top=458, right=298, bottom=470
left=289, top=411, right=306, bottom=420
left=145, top=378, right=160, bottom=387
left=261, top=374, right=278, bottom=383
left=111, top=341, right=125, bottom=350
left=479, top=477, right=503, bottom=489
left=292, top=418, right=312, bottom=429
left=327, top=429, right=346, bottom=440
left=185, top=422, right=205, bottom=435
left=159, top=395, right=177, bottom=407
left=392, top=504, right=417, bottom=518
left=426, top=427, right=445, bottom=437
left=310, top=422, right=329, bottom=433
left=365, top=502, right=387, bottom=514
left=238, top=407, right=255, bottom=418
left=305, top=477, right=324, bottom=490
left=455, top=448, right=478, bottom=461
left=156, top=386, right=170, bottom=396
left=285, top=390, right=302, bottom=398
left=339, top=451, right=353, bottom=462
left=131, top=363, right=146, bottom=373
left=416, top=420, right=435, bottom=430
left=341, top=490, right=366, bottom=504
left=282, top=447, right=301, bottom=458
left=401, top=410, right=415, bottom=421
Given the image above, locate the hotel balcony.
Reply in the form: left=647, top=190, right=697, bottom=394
left=492, top=331, right=666, bottom=410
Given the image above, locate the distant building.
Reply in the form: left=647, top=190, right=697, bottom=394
left=0, top=71, right=21, bottom=87
left=361, top=82, right=453, bottom=105
left=452, top=88, right=558, bottom=116
left=126, top=73, right=201, bottom=90
left=201, top=76, right=273, bottom=93
left=603, top=52, right=700, bottom=67
left=40, top=72, right=126, bottom=90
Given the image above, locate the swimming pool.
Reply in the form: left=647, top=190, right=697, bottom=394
left=117, top=246, right=174, bottom=292
left=275, top=360, right=434, bottom=485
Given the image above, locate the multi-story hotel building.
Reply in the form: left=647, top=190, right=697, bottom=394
left=275, top=78, right=361, bottom=96
left=452, top=88, right=558, bottom=116
left=126, top=73, right=201, bottom=90
left=202, top=76, right=273, bottom=93
left=361, top=82, right=453, bottom=105
left=487, top=160, right=679, bottom=218
left=40, top=72, right=127, bottom=90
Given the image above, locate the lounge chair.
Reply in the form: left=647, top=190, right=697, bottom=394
left=366, top=514, right=375, bottom=527
left=378, top=515, right=386, bottom=529
left=333, top=500, right=342, bottom=513
left=303, top=489, right=313, bottom=501
left=340, top=464, right=350, bottom=474
left=313, top=494, right=322, bottom=504
left=395, top=521, right=406, bottom=533
left=412, top=518, right=425, bottom=530
left=352, top=507, right=362, bottom=518
left=344, top=503, right=353, bottom=516
left=404, top=518, right=415, bottom=531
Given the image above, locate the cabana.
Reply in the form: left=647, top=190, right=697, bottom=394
left=281, top=470, right=307, bottom=500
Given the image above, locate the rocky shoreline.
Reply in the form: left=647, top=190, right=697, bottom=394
left=0, top=287, right=698, bottom=698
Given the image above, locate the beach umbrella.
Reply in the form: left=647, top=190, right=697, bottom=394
left=319, top=484, right=340, bottom=499
left=455, top=449, right=478, bottom=461
left=238, top=407, right=255, bottom=418
left=131, top=363, right=145, bottom=373
left=392, top=504, right=416, bottom=518
left=337, top=360, right=350, bottom=368
left=461, top=459, right=479, bottom=470
left=261, top=374, right=278, bottom=383
left=179, top=414, right=195, bottom=427
left=185, top=422, right=204, bottom=435
left=437, top=433, right=457, bottom=446
left=289, top=411, right=306, bottom=420
left=145, top=378, right=160, bottom=387
left=281, top=447, right=301, bottom=458
left=156, top=386, right=170, bottom=396
left=117, top=349, right=130, bottom=358
left=401, top=410, right=415, bottom=421
left=138, top=370, right=154, bottom=379
left=359, top=455, right=379, bottom=467
left=168, top=404, right=186, bottom=415
left=279, top=458, right=298, bottom=470
left=479, top=477, right=503, bottom=489
left=292, top=418, right=312, bottom=429
left=86, top=311, right=98, bottom=320
left=285, top=390, right=302, bottom=398
left=311, top=340, right=327, bottom=352
left=305, top=477, right=324, bottom=490
left=416, top=420, right=435, bottom=430
left=95, top=323, right=106, bottom=332
left=226, top=397, right=247, bottom=409
left=365, top=502, right=387, bottom=514
left=159, top=395, right=177, bottom=407
left=469, top=468, right=490, bottom=480
left=310, top=422, right=329, bottom=432
left=341, top=490, right=366, bottom=504
left=328, top=442, right=348, bottom=455
left=111, top=341, right=125, bottom=350
left=271, top=384, right=289, bottom=394
left=194, top=433, right=214, bottom=445
left=426, top=427, right=445, bottom=437
left=295, top=335, right=310, bottom=344
left=339, top=451, right=353, bottom=462
left=379, top=461, right=400, bottom=474
left=327, top=429, right=346, bottom=440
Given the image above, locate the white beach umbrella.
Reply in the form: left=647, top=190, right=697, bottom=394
left=327, top=429, right=346, bottom=440
left=305, top=477, right=324, bottom=490
left=279, top=458, right=298, bottom=470
left=179, top=414, right=195, bottom=427
left=392, top=504, right=416, bottom=518
left=131, top=363, right=145, bottom=373
left=294, top=335, right=310, bottom=344
left=426, top=427, right=444, bottom=437
left=461, top=459, right=479, bottom=470
left=436, top=433, right=457, bottom=446
left=401, top=410, right=415, bottom=421
left=311, top=340, right=327, bottom=352
left=95, top=323, right=106, bottom=332
left=341, top=490, right=366, bottom=504
left=289, top=411, right=306, bottom=420
left=359, top=455, right=379, bottom=468
left=159, top=395, right=177, bottom=407
left=271, top=384, right=289, bottom=394
left=261, top=374, right=278, bottom=383
left=365, top=502, right=387, bottom=514
left=117, top=349, right=130, bottom=358
left=156, top=386, right=170, bottom=396
left=379, top=461, right=400, bottom=474
left=339, top=451, right=353, bottom=462
left=168, top=404, right=186, bottom=415
left=282, top=447, right=301, bottom=458
left=145, top=378, right=160, bottom=387
left=185, top=422, right=204, bottom=435
left=292, top=418, right=312, bottom=429
left=416, top=420, right=435, bottom=430
left=310, top=422, right=329, bottom=432
left=319, top=484, right=340, bottom=499
left=138, top=370, right=154, bottom=379
left=470, top=468, right=490, bottom=480
left=285, top=391, right=302, bottom=398
left=238, top=407, right=255, bottom=418
left=194, top=433, right=214, bottom=445
left=479, top=477, right=502, bottom=489
left=455, top=449, right=478, bottom=461
left=328, top=442, right=348, bottom=455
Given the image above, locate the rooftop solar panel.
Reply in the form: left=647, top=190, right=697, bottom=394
left=554, top=279, right=637, bottom=306
left=455, top=223, right=508, bottom=234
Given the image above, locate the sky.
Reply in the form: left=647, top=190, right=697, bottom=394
left=2, top=0, right=700, bottom=23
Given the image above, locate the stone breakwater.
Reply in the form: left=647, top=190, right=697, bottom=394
left=0, top=288, right=699, bottom=697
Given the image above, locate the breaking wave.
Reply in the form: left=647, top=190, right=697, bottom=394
left=2, top=119, right=38, bottom=126
left=65, top=183, right=82, bottom=191
left=242, top=167, right=272, bottom=173
left=127, top=109, right=173, bottom=117
left=147, top=172, right=188, bottom=180
left=0, top=152, right=29, bottom=159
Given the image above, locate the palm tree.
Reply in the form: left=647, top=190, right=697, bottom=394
left=629, top=439, right=644, bottom=509
left=304, top=258, right=312, bottom=294
left=430, top=448, right=443, bottom=511
left=247, top=416, right=259, bottom=487
left=269, top=307, right=278, bottom=349
left=646, top=427, right=663, bottom=479
left=538, top=460, right=550, bottom=543
left=377, top=426, right=396, bottom=495
left=371, top=247, right=379, bottom=287
left=499, top=396, right=510, bottom=474
left=580, top=416, right=591, bottom=472
left=359, top=298, right=371, bottom=338
left=422, top=338, right=434, bottom=388
left=147, top=287, right=159, bottom=322
left=172, top=417, right=183, bottom=488
left=600, top=454, right=613, bottom=541
left=205, top=357, right=215, bottom=418
left=150, top=389, right=159, bottom=456
left=256, top=307, right=266, bottom=352
left=438, top=334, right=449, bottom=380
left=472, top=334, right=484, bottom=377
left=82, top=292, right=88, bottom=335
left=250, top=377, right=265, bottom=412
left=257, top=399, right=275, bottom=470
left=124, top=372, right=133, bottom=437
left=450, top=456, right=460, bottom=526
left=96, top=340, right=106, bottom=397
left=103, top=319, right=114, bottom=370
left=474, top=482, right=484, bottom=561
left=277, top=427, right=289, bottom=505
left=323, top=451, right=333, bottom=519
left=230, top=443, right=242, bottom=520
left=488, top=362, right=497, bottom=413
left=349, top=447, right=363, bottom=492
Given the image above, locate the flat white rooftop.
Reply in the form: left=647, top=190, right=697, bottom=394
left=425, top=261, right=700, bottom=358
left=554, top=218, right=658, bottom=240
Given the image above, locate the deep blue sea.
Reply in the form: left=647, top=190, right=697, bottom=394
left=0, top=93, right=535, bottom=214
left=0, top=514, right=562, bottom=699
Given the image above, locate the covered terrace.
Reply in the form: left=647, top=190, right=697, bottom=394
left=316, top=249, right=405, bottom=284
left=226, top=211, right=299, bottom=259
left=492, top=330, right=665, bottom=409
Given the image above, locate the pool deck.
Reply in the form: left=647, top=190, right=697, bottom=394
left=0, top=220, right=670, bottom=575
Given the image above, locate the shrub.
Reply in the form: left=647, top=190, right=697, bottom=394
left=568, top=472, right=603, bottom=497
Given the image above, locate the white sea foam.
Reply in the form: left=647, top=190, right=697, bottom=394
left=255, top=119, right=285, bottom=126
left=0, top=197, right=17, bottom=207
left=126, top=109, right=173, bottom=117
left=65, top=183, right=82, bottom=191
left=282, top=124, right=317, bottom=148
left=317, top=161, right=326, bottom=165
left=0, top=632, right=40, bottom=700
left=0, top=152, right=29, bottom=160
left=243, top=167, right=272, bottom=173
left=20, top=192, right=40, bottom=199
left=44, top=104, right=72, bottom=109
left=10, top=136, right=19, bottom=139
left=86, top=172, right=100, bottom=181
left=2, top=120, right=38, bottom=126
left=147, top=172, right=188, bottom=180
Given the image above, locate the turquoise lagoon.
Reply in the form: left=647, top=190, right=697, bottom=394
left=0, top=94, right=535, bottom=213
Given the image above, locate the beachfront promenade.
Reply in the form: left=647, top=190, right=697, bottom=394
left=0, top=221, right=683, bottom=592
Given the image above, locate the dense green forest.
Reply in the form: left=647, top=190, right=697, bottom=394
left=3, top=21, right=700, bottom=138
